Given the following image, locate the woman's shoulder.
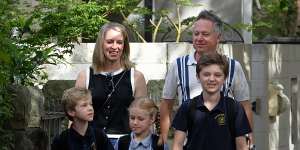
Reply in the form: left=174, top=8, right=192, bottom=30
left=132, top=68, right=143, bottom=76
left=75, top=67, right=93, bottom=88
left=131, top=68, right=147, bottom=97
left=132, top=69, right=145, bottom=81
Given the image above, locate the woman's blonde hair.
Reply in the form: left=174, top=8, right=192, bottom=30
left=92, top=22, right=133, bottom=72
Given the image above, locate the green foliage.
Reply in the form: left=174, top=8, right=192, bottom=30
left=125, top=0, right=201, bottom=42
left=33, top=0, right=142, bottom=43
left=0, top=0, right=75, bottom=148
left=161, top=0, right=201, bottom=42
left=0, top=1, right=19, bottom=149
left=31, top=0, right=199, bottom=43
left=253, top=0, right=297, bottom=41
left=34, top=0, right=109, bottom=43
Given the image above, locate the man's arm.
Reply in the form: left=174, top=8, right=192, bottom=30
left=232, top=61, right=254, bottom=146
left=240, top=100, right=253, bottom=130
left=240, top=100, right=254, bottom=145
left=172, top=130, right=186, bottom=150
left=159, top=60, right=179, bottom=144
left=236, top=136, right=248, bottom=150
left=231, top=61, right=252, bottom=128
left=159, top=99, right=175, bottom=144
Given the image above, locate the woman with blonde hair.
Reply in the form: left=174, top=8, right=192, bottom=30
left=75, top=22, right=147, bottom=143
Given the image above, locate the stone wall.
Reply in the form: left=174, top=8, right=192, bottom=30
left=7, top=85, right=48, bottom=150
left=267, top=45, right=300, bottom=150
left=247, top=44, right=300, bottom=150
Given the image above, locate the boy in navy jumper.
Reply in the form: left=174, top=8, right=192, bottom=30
left=172, top=53, right=251, bottom=150
left=51, top=87, right=113, bottom=150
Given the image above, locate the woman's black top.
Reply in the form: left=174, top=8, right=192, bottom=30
left=88, top=68, right=134, bottom=134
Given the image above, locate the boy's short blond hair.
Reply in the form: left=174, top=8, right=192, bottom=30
left=61, top=87, right=91, bottom=121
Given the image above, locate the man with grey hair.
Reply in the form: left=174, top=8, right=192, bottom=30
left=159, top=10, right=253, bottom=148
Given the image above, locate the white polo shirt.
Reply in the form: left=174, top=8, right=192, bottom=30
left=162, top=51, right=249, bottom=105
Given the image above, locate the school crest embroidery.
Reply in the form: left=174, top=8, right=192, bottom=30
left=214, top=113, right=225, bottom=126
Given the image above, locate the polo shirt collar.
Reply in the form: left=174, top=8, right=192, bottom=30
left=130, top=132, right=152, bottom=149
left=196, top=93, right=225, bottom=112
left=187, top=50, right=197, bottom=65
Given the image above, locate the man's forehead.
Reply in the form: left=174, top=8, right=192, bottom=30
left=194, top=18, right=215, bottom=25
left=193, top=19, right=215, bottom=30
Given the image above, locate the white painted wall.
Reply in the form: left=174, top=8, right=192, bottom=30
left=45, top=43, right=246, bottom=81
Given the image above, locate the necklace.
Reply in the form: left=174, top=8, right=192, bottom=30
left=102, top=70, right=126, bottom=106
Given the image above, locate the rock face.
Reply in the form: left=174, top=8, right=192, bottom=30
left=28, top=87, right=45, bottom=127
left=8, top=85, right=31, bottom=129
left=8, top=85, right=45, bottom=129
left=13, top=128, right=48, bottom=150
left=7, top=85, right=48, bottom=150
left=43, top=80, right=75, bottom=112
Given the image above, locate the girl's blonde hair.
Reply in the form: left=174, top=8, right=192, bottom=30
left=128, top=97, right=158, bottom=118
left=92, top=22, right=133, bottom=72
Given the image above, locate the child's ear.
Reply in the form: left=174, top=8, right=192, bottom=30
left=151, top=115, right=156, bottom=124
left=67, top=110, right=75, bottom=117
left=217, top=33, right=221, bottom=43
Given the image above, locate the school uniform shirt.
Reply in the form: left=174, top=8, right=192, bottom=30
left=114, top=132, right=169, bottom=150
left=87, top=68, right=135, bottom=134
left=51, top=125, right=113, bottom=150
left=172, top=93, right=251, bottom=150
left=162, top=50, right=249, bottom=104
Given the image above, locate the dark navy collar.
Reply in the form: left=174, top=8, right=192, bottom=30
left=70, top=124, right=94, bottom=141
left=196, top=93, right=225, bottom=113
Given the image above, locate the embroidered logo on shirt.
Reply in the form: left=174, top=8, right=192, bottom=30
left=214, top=113, right=225, bottom=126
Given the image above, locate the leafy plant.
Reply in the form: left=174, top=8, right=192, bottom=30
left=32, top=0, right=142, bottom=43
left=162, top=0, right=201, bottom=42
left=253, top=0, right=297, bottom=41
left=0, top=0, right=75, bottom=148
left=121, top=0, right=202, bottom=42
left=0, top=1, right=22, bottom=149
left=29, top=0, right=200, bottom=43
